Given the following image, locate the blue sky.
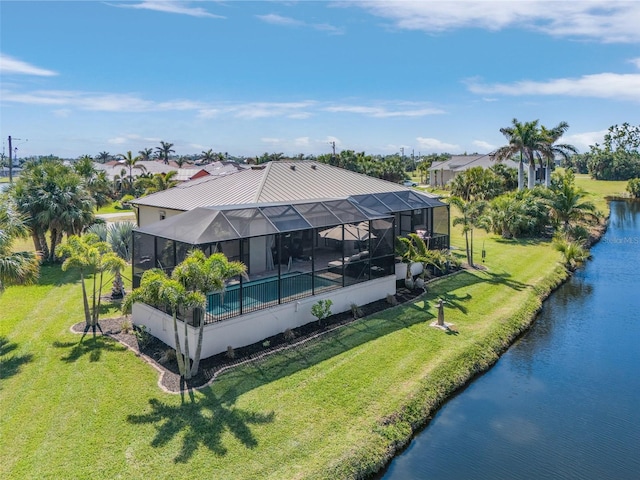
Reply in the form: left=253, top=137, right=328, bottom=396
left=1, top=1, right=639, bottom=160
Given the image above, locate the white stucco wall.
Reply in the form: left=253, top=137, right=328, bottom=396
left=132, top=275, right=397, bottom=359
left=136, top=205, right=184, bottom=227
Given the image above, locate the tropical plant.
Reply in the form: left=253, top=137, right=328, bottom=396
left=95, top=151, right=112, bottom=163
left=450, top=167, right=505, bottom=201
left=450, top=197, right=486, bottom=267
left=156, top=141, right=175, bottom=164
left=554, top=235, right=590, bottom=271
left=138, top=148, right=154, bottom=161
left=87, top=221, right=134, bottom=298
left=58, top=234, right=126, bottom=339
left=495, top=119, right=542, bottom=190
left=481, top=189, right=548, bottom=239
left=122, top=268, right=205, bottom=378
left=547, top=170, right=599, bottom=231
left=117, top=151, right=146, bottom=190
left=134, top=171, right=178, bottom=195
left=0, top=198, right=40, bottom=293
left=200, top=149, right=216, bottom=163
left=539, top=122, right=578, bottom=187
left=11, top=158, right=96, bottom=262
left=171, top=249, right=247, bottom=376
left=74, top=155, right=112, bottom=209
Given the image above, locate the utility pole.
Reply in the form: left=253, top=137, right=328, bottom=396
left=8, top=135, right=13, bottom=183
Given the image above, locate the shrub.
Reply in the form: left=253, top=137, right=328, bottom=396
left=226, top=345, right=235, bottom=359
left=262, top=340, right=271, bottom=348
left=133, top=324, right=151, bottom=349
left=311, top=299, right=333, bottom=326
left=386, top=294, right=398, bottom=306
left=627, top=178, right=640, bottom=198
left=283, top=328, right=296, bottom=342
left=351, top=303, right=363, bottom=319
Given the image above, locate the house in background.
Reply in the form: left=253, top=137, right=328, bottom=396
left=428, top=154, right=520, bottom=187
left=94, top=159, right=245, bottom=183
left=129, top=161, right=449, bottom=359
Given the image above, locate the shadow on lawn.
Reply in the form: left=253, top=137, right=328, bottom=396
left=0, top=336, right=33, bottom=385
left=484, top=271, right=530, bottom=291
left=128, top=388, right=275, bottom=463
left=53, top=335, right=126, bottom=363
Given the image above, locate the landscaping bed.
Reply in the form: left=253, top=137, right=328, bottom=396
left=84, top=287, right=424, bottom=393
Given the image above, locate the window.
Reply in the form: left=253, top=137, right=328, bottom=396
left=159, top=210, right=166, bottom=221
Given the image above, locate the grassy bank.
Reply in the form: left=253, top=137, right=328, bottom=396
left=0, top=178, right=617, bottom=479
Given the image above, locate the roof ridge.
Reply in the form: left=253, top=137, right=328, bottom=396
left=253, top=161, right=272, bottom=203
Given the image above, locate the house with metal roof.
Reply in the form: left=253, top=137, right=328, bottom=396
left=129, top=161, right=449, bottom=359
left=428, top=154, right=520, bottom=187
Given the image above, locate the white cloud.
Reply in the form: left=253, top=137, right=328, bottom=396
left=629, top=58, right=640, bottom=69
left=468, top=73, right=640, bottom=102
left=358, top=1, right=640, bottom=43
left=473, top=140, right=497, bottom=152
left=564, top=130, right=608, bottom=152
left=112, top=1, right=225, bottom=19
left=261, top=137, right=281, bottom=145
left=325, top=103, right=444, bottom=117
left=256, top=13, right=344, bottom=35
left=0, top=53, right=57, bottom=76
left=416, top=137, right=460, bottom=153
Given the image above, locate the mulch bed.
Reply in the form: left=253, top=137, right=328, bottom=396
left=72, top=287, right=425, bottom=393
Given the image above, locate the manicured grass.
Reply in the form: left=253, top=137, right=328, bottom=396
left=574, top=174, right=629, bottom=212
left=0, top=180, right=620, bottom=479
left=96, top=200, right=129, bottom=214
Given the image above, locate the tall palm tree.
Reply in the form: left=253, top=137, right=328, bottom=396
left=449, top=197, right=485, bottom=267
left=138, top=148, right=154, bottom=161
left=495, top=118, right=543, bottom=190
left=58, top=234, right=126, bottom=339
left=156, top=141, right=175, bottom=165
left=117, top=151, right=146, bottom=188
left=171, top=249, right=247, bottom=377
left=539, top=122, right=578, bottom=187
left=87, top=221, right=134, bottom=298
left=0, top=199, right=40, bottom=293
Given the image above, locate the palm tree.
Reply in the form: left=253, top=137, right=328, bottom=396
left=0, top=199, right=40, bottom=293
left=156, top=141, right=175, bottom=165
left=58, top=234, right=126, bottom=339
left=96, top=151, right=111, bottom=164
left=123, top=269, right=205, bottom=378
left=539, top=122, right=578, bottom=187
left=117, top=151, right=146, bottom=188
left=138, top=148, right=154, bottom=161
left=547, top=170, right=599, bottom=231
left=171, top=249, right=247, bottom=377
left=134, top=171, right=178, bottom=195
left=449, top=197, right=485, bottom=267
left=554, top=236, right=590, bottom=271
left=87, top=221, right=134, bottom=298
left=200, top=149, right=215, bottom=163
left=495, top=118, right=543, bottom=190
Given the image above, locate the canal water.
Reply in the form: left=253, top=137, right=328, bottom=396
left=380, top=201, right=640, bottom=480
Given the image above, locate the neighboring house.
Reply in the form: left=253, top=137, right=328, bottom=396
left=428, top=154, right=520, bottom=187
left=94, top=160, right=244, bottom=183
left=129, top=161, right=450, bottom=359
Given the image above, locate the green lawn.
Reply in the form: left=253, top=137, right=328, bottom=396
left=574, top=174, right=629, bottom=212
left=0, top=178, right=623, bottom=479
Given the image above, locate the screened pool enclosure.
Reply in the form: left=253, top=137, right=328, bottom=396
left=132, top=191, right=448, bottom=324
